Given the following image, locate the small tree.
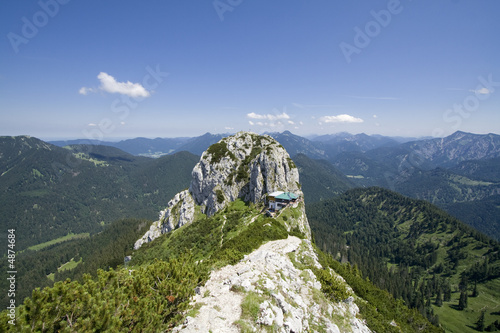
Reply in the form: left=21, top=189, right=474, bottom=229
left=443, top=280, right=452, bottom=302
left=458, top=290, right=468, bottom=310
left=472, top=281, right=479, bottom=297
left=475, top=310, right=485, bottom=332
left=435, top=289, right=443, bottom=307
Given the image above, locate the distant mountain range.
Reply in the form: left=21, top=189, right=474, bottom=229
left=49, top=131, right=421, bottom=158
left=48, top=130, right=500, bottom=240
left=50, top=133, right=227, bottom=158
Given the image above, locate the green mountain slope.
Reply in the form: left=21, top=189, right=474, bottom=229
left=443, top=195, right=500, bottom=242
left=0, top=136, right=198, bottom=250
left=307, top=187, right=500, bottom=332
left=293, top=153, right=355, bottom=203
left=0, top=217, right=151, bottom=311
left=394, top=168, right=500, bottom=205
left=450, top=156, right=500, bottom=182
left=2, top=198, right=440, bottom=332
left=392, top=168, right=500, bottom=240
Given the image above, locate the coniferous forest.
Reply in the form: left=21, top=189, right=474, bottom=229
left=307, top=187, right=500, bottom=332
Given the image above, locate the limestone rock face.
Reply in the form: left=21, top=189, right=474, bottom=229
left=190, top=132, right=301, bottom=216
left=135, top=132, right=303, bottom=249
left=134, top=189, right=195, bottom=249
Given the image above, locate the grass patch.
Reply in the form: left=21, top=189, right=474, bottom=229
left=72, top=152, right=109, bottom=166
left=233, top=319, right=254, bottom=333
left=27, top=233, right=90, bottom=251
left=186, top=302, right=205, bottom=318
left=58, top=257, right=82, bottom=272
left=241, top=291, right=265, bottom=321
left=433, top=279, right=500, bottom=333
left=230, top=284, right=246, bottom=293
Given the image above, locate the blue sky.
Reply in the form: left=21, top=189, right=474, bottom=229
left=1, top=0, right=499, bottom=140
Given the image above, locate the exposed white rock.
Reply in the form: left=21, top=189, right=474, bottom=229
left=135, top=132, right=305, bottom=249
left=173, top=236, right=371, bottom=333
left=134, top=190, right=195, bottom=249
left=190, top=132, right=302, bottom=216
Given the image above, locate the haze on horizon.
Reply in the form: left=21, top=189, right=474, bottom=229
left=1, top=1, right=499, bottom=140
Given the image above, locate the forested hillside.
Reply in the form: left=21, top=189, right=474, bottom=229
left=0, top=217, right=151, bottom=310
left=307, top=187, right=500, bottom=332
left=0, top=136, right=199, bottom=312
left=293, top=153, right=355, bottom=203
left=0, top=136, right=198, bottom=250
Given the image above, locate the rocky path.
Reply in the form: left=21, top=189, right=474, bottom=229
left=173, top=236, right=371, bottom=333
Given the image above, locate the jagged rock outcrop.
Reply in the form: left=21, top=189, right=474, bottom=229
left=190, top=132, right=301, bottom=216
left=135, top=132, right=303, bottom=249
left=134, top=190, right=195, bottom=249
left=173, top=236, right=371, bottom=333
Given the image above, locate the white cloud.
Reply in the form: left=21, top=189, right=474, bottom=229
left=79, top=87, right=96, bottom=95
left=247, top=109, right=298, bottom=131
left=247, top=112, right=290, bottom=121
left=97, top=72, right=150, bottom=98
left=471, top=87, right=491, bottom=95
left=319, top=114, right=364, bottom=123
left=79, top=72, right=151, bottom=98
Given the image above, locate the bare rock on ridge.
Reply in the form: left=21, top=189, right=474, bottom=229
left=134, top=132, right=303, bottom=249
left=134, top=189, right=195, bottom=249
left=173, top=236, right=371, bottom=333
left=190, top=132, right=301, bottom=216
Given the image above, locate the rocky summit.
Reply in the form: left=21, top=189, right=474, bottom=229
left=135, top=132, right=304, bottom=249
